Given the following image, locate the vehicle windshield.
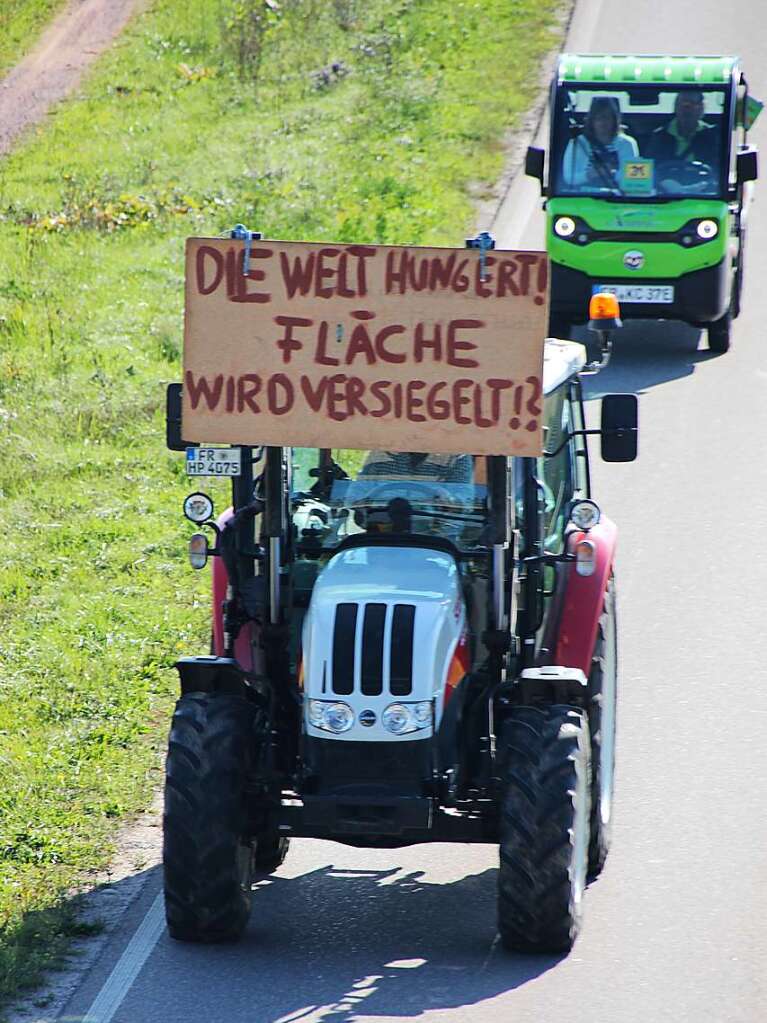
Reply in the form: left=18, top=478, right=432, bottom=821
left=550, top=85, right=729, bottom=200
left=291, top=448, right=490, bottom=552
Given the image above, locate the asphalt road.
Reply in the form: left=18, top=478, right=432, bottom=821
left=53, top=1, right=767, bottom=1021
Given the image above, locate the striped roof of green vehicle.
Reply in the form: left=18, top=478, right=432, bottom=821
left=557, top=54, right=739, bottom=85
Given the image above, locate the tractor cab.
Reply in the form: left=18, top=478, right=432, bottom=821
left=526, top=54, right=760, bottom=352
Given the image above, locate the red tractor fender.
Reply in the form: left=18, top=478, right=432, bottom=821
left=210, top=508, right=256, bottom=670
left=553, top=515, right=617, bottom=676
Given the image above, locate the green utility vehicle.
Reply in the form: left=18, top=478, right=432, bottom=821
left=526, top=54, right=760, bottom=352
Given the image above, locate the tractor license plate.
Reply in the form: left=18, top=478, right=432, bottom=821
left=594, top=284, right=674, bottom=304
left=185, top=447, right=242, bottom=477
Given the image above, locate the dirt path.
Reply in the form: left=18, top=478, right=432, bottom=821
left=0, top=0, right=145, bottom=156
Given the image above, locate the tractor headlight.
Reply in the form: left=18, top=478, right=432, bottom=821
left=569, top=499, right=601, bottom=531
left=183, top=492, right=214, bottom=524
left=554, top=215, right=576, bottom=238
left=382, top=701, right=433, bottom=735
left=307, top=700, right=354, bottom=734
left=696, top=219, right=718, bottom=240
left=413, top=702, right=433, bottom=728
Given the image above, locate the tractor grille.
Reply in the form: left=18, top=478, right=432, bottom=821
left=331, top=603, right=357, bottom=695
left=361, top=604, right=386, bottom=695
left=331, top=601, right=415, bottom=697
left=390, top=604, right=415, bottom=696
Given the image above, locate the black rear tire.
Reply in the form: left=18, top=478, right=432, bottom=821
left=587, top=578, right=617, bottom=877
left=497, top=705, right=591, bottom=953
left=163, top=693, right=256, bottom=942
left=732, top=228, right=745, bottom=320
left=708, top=310, right=731, bottom=353
left=254, top=832, right=290, bottom=875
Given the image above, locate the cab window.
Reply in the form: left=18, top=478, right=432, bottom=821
left=538, top=385, right=575, bottom=551
left=290, top=447, right=488, bottom=553
left=569, top=378, right=589, bottom=497
left=551, top=84, right=729, bottom=200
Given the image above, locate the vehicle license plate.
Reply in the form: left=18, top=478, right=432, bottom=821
left=186, top=447, right=242, bottom=476
left=594, top=284, right=674, bottom=304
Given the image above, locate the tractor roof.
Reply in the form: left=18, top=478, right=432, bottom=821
left=543, top=338, right=586, bottom=394
left=558, top=54, right=738, bottom=86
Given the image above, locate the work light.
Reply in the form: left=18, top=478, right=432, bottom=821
left=569, top=499, right=601, bottom=531
left=183, top=492, right=214, bottom=524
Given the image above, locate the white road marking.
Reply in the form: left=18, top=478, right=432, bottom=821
left=81, top=892, right=165, bottom=1023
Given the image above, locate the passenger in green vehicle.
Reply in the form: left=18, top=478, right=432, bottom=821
left=562, top=96, right=639, bottom=190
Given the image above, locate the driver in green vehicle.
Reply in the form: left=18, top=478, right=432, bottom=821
left=562, top=96, right=639, bottom=190
left=646, top=90, right=719, bottom=189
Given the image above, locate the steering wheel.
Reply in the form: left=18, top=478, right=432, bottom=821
left=346, top=479, right=460, bottom=510
left=657, top=158, right=714, bottom=192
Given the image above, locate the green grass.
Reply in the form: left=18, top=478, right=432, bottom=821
left=0, top=0, right=566, bottom=1007
left=0, top=0, right=69, bottom=76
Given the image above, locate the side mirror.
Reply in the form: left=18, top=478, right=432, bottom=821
left=600, top=394, right=638, bottom=462
left=737, top=146, right=758, bottom=184
left=166, top=382, right=189, bottom=451
left=525, top=146, right=545, bottom=186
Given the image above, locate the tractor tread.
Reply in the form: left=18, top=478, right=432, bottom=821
left=163, top=693, right=256, bottom=943
left=498, top=705, right=590, bottom=954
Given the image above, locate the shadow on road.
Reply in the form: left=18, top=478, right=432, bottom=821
left=255, top=864, right=560, bottom=1021
left=129, top=860, right=563, bottom=1023
left=565, top=318, right=719, bottom=399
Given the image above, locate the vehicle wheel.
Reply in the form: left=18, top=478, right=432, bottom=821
left=254, top=831, right=290, bottom=875
left=708, top=310, right=731, bottom=353
left=163, top=692, right=256, bottom=942
left=497, top=705, right=591, bottom=953
left=732, top=231, right=745, bottom=320
left=587, top=578, right=617, bottom=877
left=548, top=314, right=572, bottom=340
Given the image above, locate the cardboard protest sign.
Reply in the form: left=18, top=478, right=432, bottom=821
left=182, top=238, right=547, bottom=456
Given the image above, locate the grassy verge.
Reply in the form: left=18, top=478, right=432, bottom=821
left=0, top=0, right=566, bottom=1007
left=0, top=1, right=69, bottom=77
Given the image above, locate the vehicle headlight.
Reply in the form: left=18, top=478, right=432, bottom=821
left=696, top=219, right=718, bottom=240
left=569, top=498, right=601, bottom=531
left=183, top=492, right=214, bottom=524
left=554, top=215, right=576, bottom=238
left=413, top=702, right=433, bottom=728
left=307, top=700, right=354, bottom=734
left=382, top=701, right=432, bottom=735
left=308, top=700, right=326, bottom=728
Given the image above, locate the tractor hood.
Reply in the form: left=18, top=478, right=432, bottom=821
left=301, top=545, right=467, bottom=742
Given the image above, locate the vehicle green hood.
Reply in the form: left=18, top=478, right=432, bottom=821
left=547, top=199, right=730, bottom=279
left=547, top=198, right=728, bottom=232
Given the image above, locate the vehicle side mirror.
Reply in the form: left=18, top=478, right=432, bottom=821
left=525, top=146, right=545, bottom=186
left=600, top=394, right=638, bottom=462
left=166, top=382, right=188, bottom=451
left=737, top=146, right=758, bottom=183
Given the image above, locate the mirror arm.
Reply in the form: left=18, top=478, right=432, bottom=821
left=543, top=429, right=601, bottom=458
left=523, top=550, right=575, bottom=567
left=581, top=331, right=614, bottom=374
